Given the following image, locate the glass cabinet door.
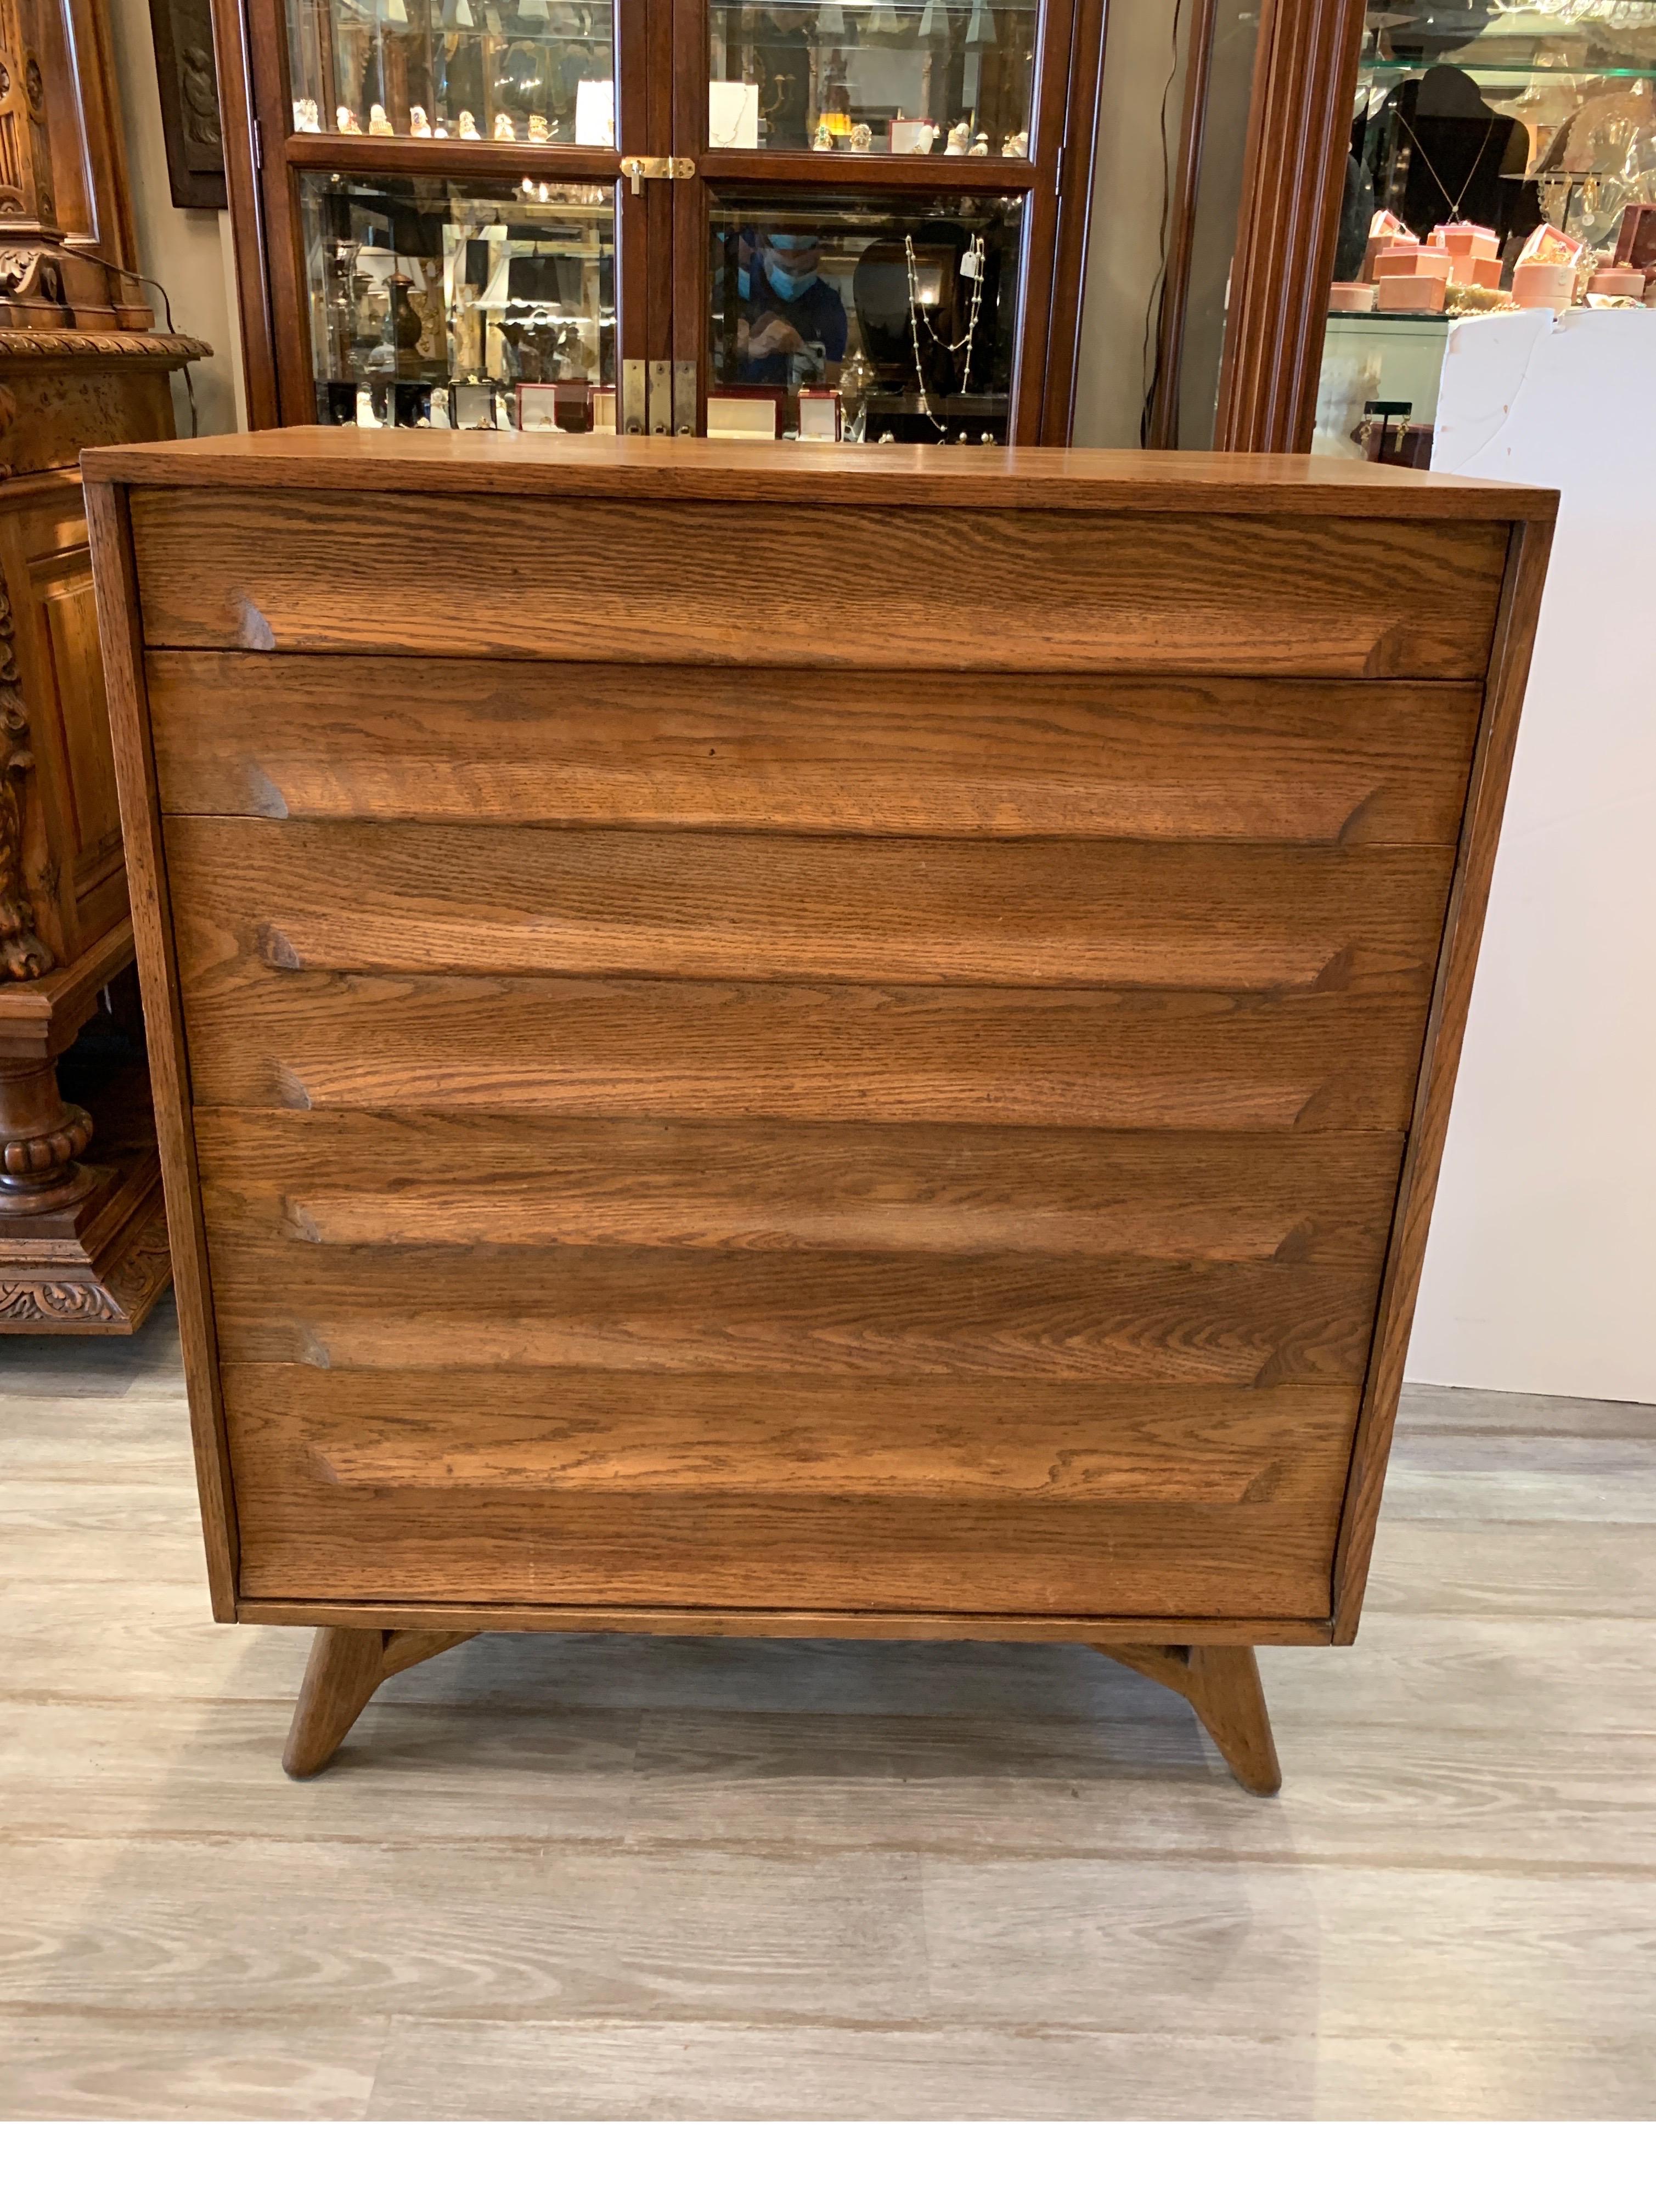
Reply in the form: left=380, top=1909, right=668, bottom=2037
left=235, top=0, right=1095, bottom=441
left=679, top=0, right=1075, bottom=442
left=705, top=188, right=1023, bottom=441
left=297, top=171, right=615, bottom=427
left=1314, top=2, right=1656, bottom=466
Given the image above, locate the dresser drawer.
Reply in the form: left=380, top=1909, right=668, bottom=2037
left=222, top=1365, right=1355, bottom=1618
left=129, top=488, right=1508, bottom=678
left=164, top=814, right=1447, bottom=1128
left=164, top=815, right=1454, bottom=991
left=145, top=652, right=1484, bottom=846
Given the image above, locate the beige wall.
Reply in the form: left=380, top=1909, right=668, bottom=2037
left=1070, top=0, right=1193, bottom=450
left=1069, top=1, right=1260, bottom=452
left=106, top=0, right=246, bottom=437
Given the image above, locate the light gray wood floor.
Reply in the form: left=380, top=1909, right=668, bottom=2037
left=3, top=1300, right=1654, bottom=2119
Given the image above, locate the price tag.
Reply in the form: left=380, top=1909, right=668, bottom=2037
left=959, top=248, right=981, bottom=280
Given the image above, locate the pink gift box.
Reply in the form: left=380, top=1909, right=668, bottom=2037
left=1430, top=222, right=1499, bottom=259
left=1587, top=266, right=1647, bottom=298
left=1511, top=262, right=1576, bottom=308
left=1375, top=270, right=1447, bottom=313
left=1373, top=246, right=1452, bottom=281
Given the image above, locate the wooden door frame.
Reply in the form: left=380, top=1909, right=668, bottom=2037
left=1210, top=0, right=1367, bottom=453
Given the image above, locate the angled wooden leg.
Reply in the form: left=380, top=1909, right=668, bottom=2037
left=283, top=1627, right=477, bottom=1778
left=1092, top=1643, right=1282, bottom=1795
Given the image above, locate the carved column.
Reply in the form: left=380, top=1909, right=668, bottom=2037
left=0, top=564, right=49, bottom=979
left=0, top=0, right=70, bottom=327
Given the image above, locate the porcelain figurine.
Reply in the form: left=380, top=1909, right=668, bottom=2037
left=459, top=109, right=480, bottom=139
left=528, top=113, right=552, bottom=142
left=945, top=121, right=970, bottom=154
left=494, top=112, right=517, bottom=140
left=368, top=103, right=393, bottom=136
left=336, top=104, right=361, bottom=134
left=969, top=130, right=990, bottom=155
left=915, top=121, right=939, bottom=152
left=292, top=97, right=321, bottom=132
left=410, top=105, right=432, bottom=137
left=814, top=119, right=834, bottom=150
left=1001, top=128, right=1028, bottom=157
left=850, top=121, right=872, bottom=153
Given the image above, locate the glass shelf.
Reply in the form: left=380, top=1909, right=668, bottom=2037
left=1364, top=61, right=1655, bottom=81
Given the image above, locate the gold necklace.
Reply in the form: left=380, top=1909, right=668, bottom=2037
left=1395, top=110, right=1499, bottom=223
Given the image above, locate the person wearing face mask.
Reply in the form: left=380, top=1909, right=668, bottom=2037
left=736, top=229, right=848, bottom=385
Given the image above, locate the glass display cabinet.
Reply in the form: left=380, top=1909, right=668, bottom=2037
left=1314, top=2, right=1656, bottom=463
left=211, top=0, right=1108, bottom=441
left=1153, top=0, right=1656, bottom=454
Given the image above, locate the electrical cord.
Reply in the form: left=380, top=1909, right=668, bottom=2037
left=55, top=242, right=200, bottom=437
left=1140, top=0, right=1187, bottom=448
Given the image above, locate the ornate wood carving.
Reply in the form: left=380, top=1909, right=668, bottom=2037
left=149, top=0, right=228, bottom=211
left=0, top=2, right=59, bottom=239
left=0, top=567, right=48, bottom=980
left=1212, top=0, right=1367, bottom=453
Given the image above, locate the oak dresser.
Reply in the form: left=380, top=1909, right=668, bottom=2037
left=85, top=432, right=1554, bottom=1790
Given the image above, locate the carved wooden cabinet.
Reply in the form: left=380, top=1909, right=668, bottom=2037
left=0, top=1, right=209, bottom=1333
left=87, top=431, right=1551, bottom=1786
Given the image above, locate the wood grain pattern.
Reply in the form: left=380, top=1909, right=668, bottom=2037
left=144, top=653, right=1483, bottom=845
left=163, top=816, right=1454, bottom=992
left=170, top=964, right=1437, bottom=1131
left=128, top=488, right=1509, bottom=678
left=82, top=479, right=239, bottom=1618
left=223, top=1366, right=1360, bottom=1504
left=222, top=1370, right=1347, bottom=1616
left=1332, top=519, right=1557, bottom=1639
left=191, top=1110, right=1407, bottom=1268
left=202, top=1235, right=1381, bottom=1381
left=83, top=426, right=1560, bottom=522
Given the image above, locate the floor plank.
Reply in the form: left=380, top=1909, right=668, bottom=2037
left=2, top=1313, right=1653, bottom=2119
left=365, top=2018, right=1654, bottom=2122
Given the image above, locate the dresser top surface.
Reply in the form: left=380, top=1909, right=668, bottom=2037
left=84, top=427, right=1558, bottom=523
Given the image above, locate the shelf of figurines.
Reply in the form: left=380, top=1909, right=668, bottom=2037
left=1331, top=208, right=1656, bottom=321
left=292, top=97, right=1033, bottom=166
left=328, top=376, right=1010, bottom=440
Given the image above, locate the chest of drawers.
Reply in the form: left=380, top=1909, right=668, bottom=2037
left=86, top=432, right=1553, bottom=1790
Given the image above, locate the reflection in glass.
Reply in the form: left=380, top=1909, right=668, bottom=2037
left=709, top=192, right=1023, bottom=439
left=1315, top=3, right=1656, bottom=461
left=298, top=172, right=615, bottom=427
left=708, top=1, right=1038, bottom=154
left=287, top=0, right=616, bottom=145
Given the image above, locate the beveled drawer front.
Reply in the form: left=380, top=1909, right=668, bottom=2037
left=164, top=814, right=1447, bottom=1128
left=165, top=817, right=1454, bottom=992
left=145, top=652, right=1484, bottom=845
left=193, top=1109, right=1406, bottom=1268
left=202, top=1224, right=1381, bottom=1380
left=172, top=966, right=1433, bottom=1131
left=223, top=1365, right=1354, bottom=1617
left=129, top=488, right=1508, bottom=678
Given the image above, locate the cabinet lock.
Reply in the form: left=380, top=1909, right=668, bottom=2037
left=621, top=155, right=697, bottom=194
